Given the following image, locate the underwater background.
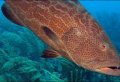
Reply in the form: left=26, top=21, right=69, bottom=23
left=0, top=0, right=120, bottom=82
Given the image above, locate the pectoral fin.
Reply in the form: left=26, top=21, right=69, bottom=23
left=42, top=26, right=66, bottom=50
left=41, top=49, right=61, bottom=58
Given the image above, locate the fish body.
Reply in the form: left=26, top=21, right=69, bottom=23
left=3, top=0, right=120, bottom=76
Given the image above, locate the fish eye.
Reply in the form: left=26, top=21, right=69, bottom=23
left=99, top=42, right=109, bottom=51
left=102, top=44, right=106, bottom=48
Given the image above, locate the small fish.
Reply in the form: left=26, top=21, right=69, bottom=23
left=2, top=0, right=120, bottom=76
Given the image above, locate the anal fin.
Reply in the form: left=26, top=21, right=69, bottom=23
left=41, top=49, right=61, bottom=58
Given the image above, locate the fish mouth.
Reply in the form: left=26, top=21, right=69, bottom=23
left=96, top=66, right=120, bottom=76
left=108, top=66, right=120, bottom=69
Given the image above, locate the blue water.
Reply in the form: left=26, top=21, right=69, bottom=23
left=0, top=0, right=120, bottom=82
left=80, top=1, right=120, bottom=13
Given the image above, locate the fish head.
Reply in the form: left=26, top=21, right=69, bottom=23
left=62, top=26, right=120, bottom=76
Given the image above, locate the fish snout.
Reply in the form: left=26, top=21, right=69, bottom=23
left=96, top=66, right=120, bottom=76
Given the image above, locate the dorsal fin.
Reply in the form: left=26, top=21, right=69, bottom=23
left=2, top=3, right=23, bottom=26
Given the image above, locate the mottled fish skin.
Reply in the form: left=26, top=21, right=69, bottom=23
left=4, top=0, right=120, bottom=76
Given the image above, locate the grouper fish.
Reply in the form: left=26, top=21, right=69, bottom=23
left=2, top=0, right=120, bottom=76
